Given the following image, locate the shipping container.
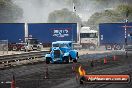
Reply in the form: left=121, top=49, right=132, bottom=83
left=0, top=23, right=25, bottom=43
left=0, top=23, right=25, bottom=51
left=28, top=23, right=77, bottom=45
left=99, top=23, right=132, bottom=50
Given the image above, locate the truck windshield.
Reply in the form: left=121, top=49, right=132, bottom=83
left=80, top=33, right=97, bottom=38
left=28, top=39, right=38, bottom=44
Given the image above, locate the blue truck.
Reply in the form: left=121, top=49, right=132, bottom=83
left=28, top=23, right=77, bottom=47
left=99, top=23, right=132, bottom=50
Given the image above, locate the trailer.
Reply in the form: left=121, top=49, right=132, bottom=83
left=0, top=23, right=25, bottom=51
left=99, top=23, right=132, bottom=50
left=28, top=23, right=77, bottom=47
left=0, top=23, right=78, bottom=51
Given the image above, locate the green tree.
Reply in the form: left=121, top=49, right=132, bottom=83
left=0, top=0, right=23, bottom=22
left=48, top=8, right=82, bottom=23
left=87, top=4, right=132, bottom=31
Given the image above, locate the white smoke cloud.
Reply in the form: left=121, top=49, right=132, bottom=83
left=12, top=0, right=71, bottom=23
left=11, top=0, right=128, bottom=22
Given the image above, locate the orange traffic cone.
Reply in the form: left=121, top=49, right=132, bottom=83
left=11, top=74, right=16, bottom=88
left=104, top=57, right=107, bottom=64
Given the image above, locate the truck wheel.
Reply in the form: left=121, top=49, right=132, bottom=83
left=105, top=45, right=112, bottom=50
left=13, top=46, right=17, bottom=51
left=20, top=46, right=25, bottom=51
left=82, top=45, right=87, bottom=49
left=46, top=57, right=50, bottom=64
left=37, top=46, right=41, bottom=51
left=114, top=45, right=122, bottom=50
left=24, top=49, right=27, bottom=52
left=89, top=45, right=96, bottom=50
left=24, top=49, right=29, bottom=52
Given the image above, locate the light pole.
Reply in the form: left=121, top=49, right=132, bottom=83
left=24, top=22, right=28, bottom=42
left=72, top=2, right=81, bottom=44
left=122, top=18, right=132, bottom=58
left=123, top=19, right=128, bottom=46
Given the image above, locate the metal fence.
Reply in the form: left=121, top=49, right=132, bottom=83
left=0, top=40, right=8, bottom=55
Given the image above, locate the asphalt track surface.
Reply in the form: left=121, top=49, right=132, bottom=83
left=0, top=51, right=132, bottom=88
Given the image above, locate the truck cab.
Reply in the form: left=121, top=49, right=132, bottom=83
left=45, top=41, right=79, bottom=64
left=80, top=27, right=98, bottom=50
left=24, top=38, right=42, bottom=51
